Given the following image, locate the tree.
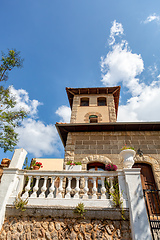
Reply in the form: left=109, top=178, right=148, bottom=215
left=0, top=50, right=27, bottom=152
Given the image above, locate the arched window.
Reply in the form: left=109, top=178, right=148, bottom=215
left=80, top=98, right=89, bottom=106
left=97, top=97, right=106, bottom=106
left=89, top=115, right=98, bottom=123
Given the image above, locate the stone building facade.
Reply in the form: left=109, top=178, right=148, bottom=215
left=56, top=87, right=160, bottom=189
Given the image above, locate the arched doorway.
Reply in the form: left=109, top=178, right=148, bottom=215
left=133, top=163, right=160, bottom=218
left=87, top=162, right=105, bottom=197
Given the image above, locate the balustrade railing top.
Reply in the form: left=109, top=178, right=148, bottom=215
left=6, top=169, right=128, bottom=209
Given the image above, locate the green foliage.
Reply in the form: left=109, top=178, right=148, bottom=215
left=74, top=203, right=87, bottom=218
left=105, top=177, right=125, bottom=220
left=110, top=183, right=123, bottom=208
left=0, top=49, right=27, bottom=152
left=23, top=157, right=31, bottom=170
left=14, top=193, right=28, bottom=212
left=0, top=49, right=23, bottom=82
left=66, top=161, right=82, bottom=165
left=121, top=145, right=135, bottom=151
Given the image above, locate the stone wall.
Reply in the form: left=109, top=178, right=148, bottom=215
left=70, top=94, right=116, bottom=124
left=64, top=131, right=160, bottom=187
left=0, top=216, right=131, bottom=240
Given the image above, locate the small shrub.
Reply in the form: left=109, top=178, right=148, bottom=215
left=74, top=203, right=87, bottom=218
left=14, top=193, right=28, bottom=212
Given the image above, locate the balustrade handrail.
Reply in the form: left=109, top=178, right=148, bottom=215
left=21, top=169, right=123, bottom=178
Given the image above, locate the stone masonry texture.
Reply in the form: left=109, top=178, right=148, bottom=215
left=64, top=131, right=160, bottom=188
left=0, top=216, right=131, bottom=240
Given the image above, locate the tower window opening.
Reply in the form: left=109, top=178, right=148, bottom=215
left=97, top=97, right=106, bottom=106
left=80, top=98, right=89, bottom=106
left=89, top=115, right=98, bottom=123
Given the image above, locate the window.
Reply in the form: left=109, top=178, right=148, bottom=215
left=89, top=115, right=98, bottom=123
left=80, top=98, right=89, bottom=106
left=97, top=97, right=106, bottom=106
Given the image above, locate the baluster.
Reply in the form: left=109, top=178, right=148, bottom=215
left=65, top=177, right=72, bottom=199
left=48, top=176, right=56, bottom=198
left=101, top=177, right=106, bottom=199
left=109, top=176, right=114, bottom=201
left=22, top=176, right=32, bottom=198
left=83, top=177, right=89, bottom=199
left=105, top=177, right=110, bottom=199
left=30, top=176, right=40, bottom=198
left=39, top=176, right=48, bottom=198
left=92, top=177, right=97, bottom=199
left=56, top=177, right=64, bottom=199
left=74, top=177, right=80, bottom=199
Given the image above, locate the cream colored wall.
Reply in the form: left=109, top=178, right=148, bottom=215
left=33, top=158, right=64, bottom=171
left=74, top=94, right=110, bottom=123
left=76, top=106, right=109, bottom=123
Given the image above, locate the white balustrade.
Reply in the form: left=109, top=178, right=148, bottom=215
left=56, top=177, right=64, bottom=199
left=39, top=176, right=48, bottom=198
left=109, top=176, right=114, bottom=201
left=74, top=177, right=80, bottom=199
left=30, top=176, right=40, bottom=198
left=92, top=177, right=97, bottom=199
left=65, top=177, right=72, bottom=199
left=48, top=176, right=55, bottom=198
left=14, top=170, right=126, bottom=205
left=83, top=177, right=89, bottom=199
left=22, top=176, right=32, bottom=198
left=101, top=177, right=106, bottom=199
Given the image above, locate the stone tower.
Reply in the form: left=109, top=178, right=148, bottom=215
left=56, top=86, right=121, bottom=170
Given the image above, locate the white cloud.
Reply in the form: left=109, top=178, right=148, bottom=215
left=9, top=86, right=42, bottom=116
left=101, top=40, right=144, bottom=96
left=102, top=20, right=160, bottom=122
left=55, top=105, right=71, bottom=123
left=17, top=119, right=59, bottom=157
left=108, top=20, right=124, bottom=46
left=144, top=14, right=160, bottom=24
left=118, top=83, right=160, bottom=121
left=6, top=86, right=62, bottom=157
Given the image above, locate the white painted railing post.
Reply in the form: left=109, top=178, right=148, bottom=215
left=48, top=176, right=55, bottom=198
left=0, top=149, right=27, bottom=231
left=56, top=177, right=64, bottom=199
left=101, top=177, right=106, bottom=199
left=109, top=176, right=114, bottom=201
left=92, top=177, right=97, bottom=199
left=22, top=176, right=32, bottom=198
left=65, top=177, right=72, bottom=199
left=74, top=177, right=80, bottom=199
left=39, top=176, right=48, bottom=198
left=118, top=172, right=128, bottom=208
left=124, top=169, right=152, bottom=240
left=83, top=177, right=89, bottom=199
left=30, top=176, right=40, bottom=198
left=9, top=148, right=27, bottom=169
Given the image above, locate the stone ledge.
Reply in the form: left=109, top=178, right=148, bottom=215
left=6, top=205, right=129, bottom=220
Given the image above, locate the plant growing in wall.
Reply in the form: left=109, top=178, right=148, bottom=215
left=74, top=203, right=87, bottom=218
left=111, top=182, right=125, bottom=220
left=105, top=178, right=125, bottom=220
left=14, top=193, right=28, bottom=212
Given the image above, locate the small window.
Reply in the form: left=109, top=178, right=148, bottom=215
left=80, top=98, right=89, bottom=106
left=97, top=97, right=106, bottom=106
left=89, top=115, right=98, bottom=123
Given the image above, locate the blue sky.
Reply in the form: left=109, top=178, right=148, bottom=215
left=1, top=0, right=160, bottom=162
